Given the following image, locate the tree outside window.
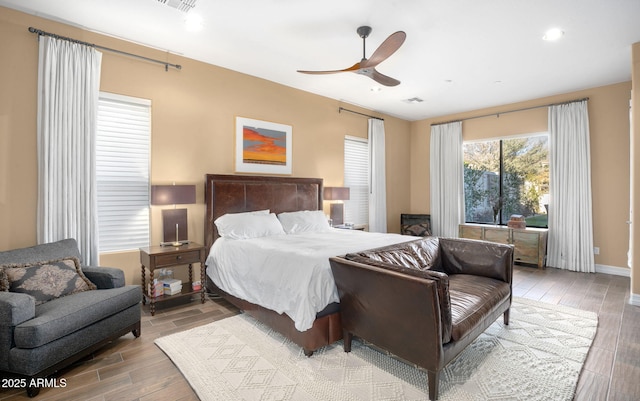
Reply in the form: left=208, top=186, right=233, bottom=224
left=463, top=134, right=549, bottom=228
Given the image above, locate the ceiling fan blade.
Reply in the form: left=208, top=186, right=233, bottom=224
left=369, top=68, right=401, bottom=87
left=361, top=31, right=406, bottom=69
left=297, top=62, right=361, bottom=75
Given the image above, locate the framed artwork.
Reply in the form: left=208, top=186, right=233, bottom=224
left=235, top=117, right=292, bottom=175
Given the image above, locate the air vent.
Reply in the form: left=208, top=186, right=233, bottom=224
left=157, top=0, right=196, bottom=12
left=403, top=97, right=424, bottom=104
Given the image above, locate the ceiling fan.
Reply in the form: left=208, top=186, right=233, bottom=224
left=297, top=26, right=406, bottom=87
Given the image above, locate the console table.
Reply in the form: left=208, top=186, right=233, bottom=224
left=459, top=224, right=548, bottom=269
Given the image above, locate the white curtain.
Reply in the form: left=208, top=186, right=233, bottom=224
left=368, top=119, right=387, bottom=232
left=37, top=36, right=102, bottom=265
left=547, top=100, right=595, bottom=272
left=430, top=122, right=464, bottom=237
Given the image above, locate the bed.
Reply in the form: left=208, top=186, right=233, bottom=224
left=203, top=174, right=413, bottom=356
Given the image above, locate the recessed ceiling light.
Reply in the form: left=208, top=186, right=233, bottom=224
left=543, top=28, right=564, bottom=41
left=184, top=13, right=203, bottom=32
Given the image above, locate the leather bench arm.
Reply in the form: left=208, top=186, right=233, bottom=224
left=329, top=256, right=446, bottom=362
left=439, top=238, right=514, bottom=283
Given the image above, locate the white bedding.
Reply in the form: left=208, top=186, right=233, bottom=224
left=205, top=229, right=415, bottom=331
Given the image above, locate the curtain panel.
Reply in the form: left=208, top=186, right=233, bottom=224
left=430, top=122, right=464, bottom=237
left=547, top=100, right=595, bottom=272
left=37, top=36, right=102, bottom=265
left=368, top=119, right=387, bottom=233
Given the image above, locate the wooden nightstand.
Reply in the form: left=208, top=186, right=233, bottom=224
left=139, top=243, right=206, bottom=315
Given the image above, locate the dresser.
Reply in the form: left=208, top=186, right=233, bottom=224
left=459, top=224, right=548, bottom=269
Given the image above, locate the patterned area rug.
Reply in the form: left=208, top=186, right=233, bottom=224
left=155, top=297, right=597, bottom=400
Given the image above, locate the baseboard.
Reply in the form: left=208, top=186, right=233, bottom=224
left=629, top=293, right=640, bottom=306
left=594, top=264, right=637, bottom=305
left=595, top=264, right=630, bottom=277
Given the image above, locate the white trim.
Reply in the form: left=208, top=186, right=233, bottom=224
left=345, top=135, right=368, bottom=144
left=463, top=131, right=548, bottom=144
left=595, top=264, right=630, bottom=277
left=629, top=293, right=640, bottom=306
left=100, top=91, right=151, bottom=106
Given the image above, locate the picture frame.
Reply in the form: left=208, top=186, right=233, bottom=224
left=235, top=117, right=292, bottom=175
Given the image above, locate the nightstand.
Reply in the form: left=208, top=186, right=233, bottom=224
left=139, top=243, right=206, bottom=315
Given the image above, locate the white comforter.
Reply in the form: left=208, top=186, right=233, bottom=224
left=205, top=229, right=414, bottom=331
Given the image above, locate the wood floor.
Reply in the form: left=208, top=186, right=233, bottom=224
left=1, top=265, right=638, bottom=401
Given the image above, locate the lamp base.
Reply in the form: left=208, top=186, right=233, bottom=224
left=330, top=203, right=344, bottom=226
left=162, top=208, right=189, bottom=245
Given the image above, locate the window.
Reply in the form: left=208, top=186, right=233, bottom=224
left=344, top=136, right=369, bottom=225
left=96, top=92, right=151, bottom=252
left=463, top=133, right=549, bottom=228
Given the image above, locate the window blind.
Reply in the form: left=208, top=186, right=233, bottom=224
left=96, top=92, right=151, bottom=252
left=344, top=136, right=369, bottom=226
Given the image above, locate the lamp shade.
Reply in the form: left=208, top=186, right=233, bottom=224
left=150, top=185, right=196, bottom=205
left=323, top=187, right=350, bottom=201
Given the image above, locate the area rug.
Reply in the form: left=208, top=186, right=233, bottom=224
left=155, top=297, right=597, bottom=401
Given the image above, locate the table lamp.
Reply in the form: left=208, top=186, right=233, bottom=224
left=323, top=186, right=350, bottom=226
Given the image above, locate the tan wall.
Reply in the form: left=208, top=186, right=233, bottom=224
left=1, top=6, right=634, bottom=285
left=0, top=7, right=411, bottom=285
left=631, top=42, right=640, bottom=296
left=410, top=82, right=632, bottom=271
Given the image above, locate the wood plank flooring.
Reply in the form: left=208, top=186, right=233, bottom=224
left=1, top=266, right=638, bottom=401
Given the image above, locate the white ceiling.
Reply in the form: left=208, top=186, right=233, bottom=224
left=2, top=0, right=640, bottom=121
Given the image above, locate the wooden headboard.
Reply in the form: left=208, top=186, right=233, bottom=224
left=204, top=174, right=323, bottom=251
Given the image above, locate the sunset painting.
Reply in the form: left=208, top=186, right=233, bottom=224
left=242, top=126, right=286, bottom=165
left=235, top=117, right=292, bottom=174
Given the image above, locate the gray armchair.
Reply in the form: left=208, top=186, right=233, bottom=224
left=0, top=239, right=141, bottom=397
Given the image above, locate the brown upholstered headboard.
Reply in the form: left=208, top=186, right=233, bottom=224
left=204, top=174, right=323, bottom=252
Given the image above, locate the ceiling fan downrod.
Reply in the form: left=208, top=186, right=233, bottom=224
left=357, top=26, right=372, bottom=61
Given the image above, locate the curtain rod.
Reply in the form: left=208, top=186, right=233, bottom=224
left=431, top=97, right=589, bottom=127
left=28, top=27, right=182, bottom=71
left=338, top=107, right=384, bottom=121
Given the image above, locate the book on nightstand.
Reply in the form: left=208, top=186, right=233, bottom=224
left=163, top=278, right=183, bottom=295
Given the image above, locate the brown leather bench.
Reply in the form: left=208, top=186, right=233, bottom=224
left=329, top=236, right=513, bottom=400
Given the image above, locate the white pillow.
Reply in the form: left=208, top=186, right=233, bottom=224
left=215, top=210, right=285, bottom=239
left=277, top=210, right=331, bottom=234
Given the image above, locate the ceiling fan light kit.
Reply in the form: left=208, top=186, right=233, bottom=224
left=297, top=26, right=406, bottom=87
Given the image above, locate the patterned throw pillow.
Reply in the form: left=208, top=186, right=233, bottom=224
left=1, top=257, right=96, bottom=305
left=401, top=223, right=431, bottom=237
